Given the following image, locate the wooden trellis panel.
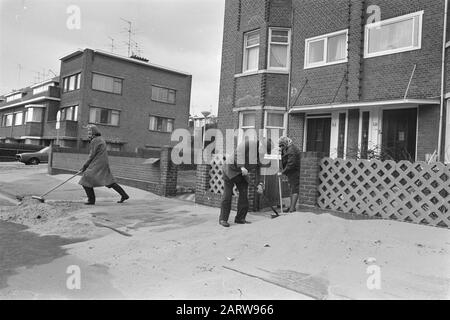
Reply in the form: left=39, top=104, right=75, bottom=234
left=318, top=158, right=450, bottom=228
left=208, top=154, right=238, bottom=196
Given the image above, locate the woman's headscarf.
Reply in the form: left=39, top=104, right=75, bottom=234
left=87, top=124, right=101, bottom=137
left=278, top=136, right=293, bottom=148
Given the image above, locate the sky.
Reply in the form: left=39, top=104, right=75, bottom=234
left=0, top=0, right=225, bottom=116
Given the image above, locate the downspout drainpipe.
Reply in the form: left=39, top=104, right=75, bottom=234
left=438, top=0, right=448, bottom=162
left=286, top=7, right=295, bottom=134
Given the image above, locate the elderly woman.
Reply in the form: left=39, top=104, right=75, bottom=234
left=79, top=125, right=129, bottom=205
left=278, top=136, right=300, bottom=213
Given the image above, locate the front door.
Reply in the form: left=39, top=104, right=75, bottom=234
left=306, top=117, right=331, bottom=156
left=382, top=108, right=417, bottom=161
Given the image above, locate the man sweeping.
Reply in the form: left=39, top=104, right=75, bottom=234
left=278, top=136, right=300, bottom=213
left=79, top=125, right=129, bottom=205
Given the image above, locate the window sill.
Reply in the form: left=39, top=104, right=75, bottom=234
left=148, top=130, right=172, bottom=134
left=88, top=122, right=120, bottom=127
left=234, top=69, right=289, bottom=78
left=304, top=60, right=347, bottom=70
left=150, top=99, right=176, bottom=105
left=364, top=46, right=421, bottom=59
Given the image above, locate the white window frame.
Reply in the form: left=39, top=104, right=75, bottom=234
left=148, top=115, right=174, bottom=133
left=239, top=111, right=257, bottom=129
left=14, top=112, right=23, bottom=126
left=304, top=29, right=348, bottom=69
left=243, top=30, right=260, bottom=73
left=6, top=93, right=23, bottom=102
left=268, top=28, right=291, bottom=71
left=364, top=11, right=424, bottom=59
left=3, top=113, right=13, bottom=127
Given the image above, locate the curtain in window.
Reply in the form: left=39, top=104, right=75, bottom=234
left=149, top=116, right=157, bottom=130
left=93, top=74, right=114, bottom=92
left=89, top=108, right=98, bottom=123
left=308, top=40, right=325, bottom=64
left=369, top=18, right=414, bottom=53
left=327, top=34, right=346, bottom=62
left=246, top=47, right=259, bottom=71
left=167, top=119, right=174, bottom=132
left=270, top=44, right=288, bottom=68
left=242, top=113, right=256, bottom=127
left=110, top=111, right=120, bottom=126
left=267, top=113, right=284, bottom=127
left=14, top=113, right=23, bottom=126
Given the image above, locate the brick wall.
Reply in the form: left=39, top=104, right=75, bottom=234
left=49, top=145, right=177, bottom=196
left=299, top=152, right=325, bottom=206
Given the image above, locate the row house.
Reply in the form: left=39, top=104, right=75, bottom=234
left=0, top=48, right=192, bottom=152
left=217, top=0, right=450, bottom=163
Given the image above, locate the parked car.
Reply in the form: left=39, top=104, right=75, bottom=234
left=16, top=146, right=50, bottom=165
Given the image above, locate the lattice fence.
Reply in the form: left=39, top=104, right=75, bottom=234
left=208, top=154, right=238, bottom=196
left=318, top=158, right=450, bottom=228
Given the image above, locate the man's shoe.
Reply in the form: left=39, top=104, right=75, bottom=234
left=234, top=220, right=251, bottom=224
left=219, top=220, right=230, bottom=227
left=117, top=195, right=129, bottom=203
left=84, top=202, right=95, bottom=205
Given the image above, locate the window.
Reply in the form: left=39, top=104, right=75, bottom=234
left=25, top=107, right=43, bottom=122
left=92, top=73, right=122, bottom=94
left=305, top=30, right=348, bottom=69
left=243, top=31, right=260, bottom=72
left=106, top=143, right=121, bottom=152
left=2, top=114, right=13, bottom=127
left=151, top=86, right=176, bottom=104
left=32, top=83, right=57, bottom=95
left=266, top=112, right=285, bottom=128
left=240, top=112, right=256, bottom=129
left=364, top=11, right=423, bottom=58
left=89, top=107, right=120, bottom=126
left=268, top=28, right=291, bottom=70
left=62, top=73, right=81, bottom=93
left=60, top=105, right=78, bottom=121
left=14, top=112, right=23, bottom=126
left=6, top=93, right=23, bottom=102
left=149, top=116, right=174, bottom=132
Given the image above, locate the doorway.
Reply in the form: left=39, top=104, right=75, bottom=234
left=306, top=116, right=331, bottom=156
left=382, top=108, right=417, bottom=161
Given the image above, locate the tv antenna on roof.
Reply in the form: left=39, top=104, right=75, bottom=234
left=120, top=17, right=133, bottom=57
left=108, top=36, right=116, bottom=53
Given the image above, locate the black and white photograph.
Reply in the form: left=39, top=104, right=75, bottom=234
left=0, top=0, right=449, bottom=306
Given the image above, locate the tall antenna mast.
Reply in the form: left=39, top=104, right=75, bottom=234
left=120, top=17, right=132, bottom=57
left=108, top=36, right=116, bottom=53
left=17, top=64, right=22, bottom=86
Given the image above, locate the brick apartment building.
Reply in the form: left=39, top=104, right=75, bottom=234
left=0, top=78, right=61, bottom=145
left=0, top=48, right=192, bottom=152
left=217, top=0, right=450, bottom=163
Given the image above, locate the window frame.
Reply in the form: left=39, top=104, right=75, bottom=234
left=91, top=72, right=123, bottom=95
left=268, top=28, right=291, bottom=71
left=62, top=73, right=81, bottom=93
left=151, top=85, right=176, bottom=104
left=13, top=112, right=24, bottom=126
left=88, top=107, right=121, bottom=127
left=243, top=30, right=261, bottom=73
left=304, top=29, right=348, bottom=69
left=148, top=115, right=175, bottom=133
left=364, top=11, right=424, bottom=59
left=239, top=111, right=257, bottom=130
left=2, top=113, right=13, bottom=127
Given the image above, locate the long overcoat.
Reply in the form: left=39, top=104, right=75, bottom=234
left=79, top=136, right=116, bottom=188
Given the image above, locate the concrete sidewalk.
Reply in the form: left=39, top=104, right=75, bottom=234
left=0, top=165, right=449, bottom=300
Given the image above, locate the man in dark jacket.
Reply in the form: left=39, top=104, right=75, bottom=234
left=278, top=136, right=300, bottom=212
left=219, top=139, right=267, bottom=227
left=79, top=125, right=129, bottom=205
